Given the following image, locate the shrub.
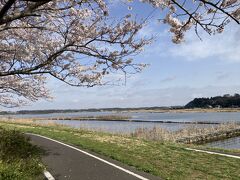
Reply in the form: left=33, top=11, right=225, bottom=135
left=0, top=127, right=41, bottom=162
left=0, top=127, right=44, bottom=179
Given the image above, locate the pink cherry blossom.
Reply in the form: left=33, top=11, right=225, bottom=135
left=0, top=0, right=239, bottom=107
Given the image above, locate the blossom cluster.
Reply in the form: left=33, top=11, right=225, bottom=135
left=0, top=0, right=149, bottom=106
left=0, top=0, right=239, bottom=107
left=139, top=0, right=240, bottom=43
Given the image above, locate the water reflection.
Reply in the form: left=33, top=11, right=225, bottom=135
left=37, top=119, right=214, bottom=134
left=206, top=136, right=240, bottom=149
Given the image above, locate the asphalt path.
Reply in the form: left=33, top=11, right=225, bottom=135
left=27, top=134, right=160, bottom=180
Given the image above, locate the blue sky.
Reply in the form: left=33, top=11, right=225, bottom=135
left=14, top=1, right=240, bottom=110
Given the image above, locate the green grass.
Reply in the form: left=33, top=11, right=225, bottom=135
left=1, top=121, right=240, bottom=180
left=0, top=127, right=44, bottom=180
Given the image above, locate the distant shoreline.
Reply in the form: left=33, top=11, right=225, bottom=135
left=1, top=108, right=240, bottom=115
left=122, top=108, right=240, bottom=113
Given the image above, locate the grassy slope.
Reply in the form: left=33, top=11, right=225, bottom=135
left=1, top=122, right=240, bottom=180
left=0, top=127, right=44, bottom=180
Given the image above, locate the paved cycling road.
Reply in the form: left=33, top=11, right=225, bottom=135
left=27, top=134, right=160, bottom=180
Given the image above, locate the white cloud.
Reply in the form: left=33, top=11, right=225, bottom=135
left=140, top=23, right=240, bottom=63
left=168, top=25, right=240, bottom=62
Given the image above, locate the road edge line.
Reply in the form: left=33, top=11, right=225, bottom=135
left=185, top=148, right=240, bottom=159
left=27, top=133, right=149, bottom=180
left=43, top=170, right=55, bottom=180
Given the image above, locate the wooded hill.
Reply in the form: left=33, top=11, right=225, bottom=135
left=185, top=94, right=240, bottom=108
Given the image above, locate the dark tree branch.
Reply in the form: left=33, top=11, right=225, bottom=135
left=0, top=0, right=16, bottom=21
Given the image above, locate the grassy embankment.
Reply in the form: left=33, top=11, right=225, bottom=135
left=0, top=127, right=44, bottom=180
left=0, top=120, right=239, bottom=180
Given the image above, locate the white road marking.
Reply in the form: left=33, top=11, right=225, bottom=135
left=27, top=133, right=149, bottom=180
left=185, top=148, right=240, bottom=159
left=43, top=170, right=55, bottom=180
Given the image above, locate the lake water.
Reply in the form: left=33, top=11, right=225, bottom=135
left=206, top=136, right=240, bottom=149
left=2, top=111, right=240, bottom=149
left=37, top=119, right=214, bottom=133
left=3, top=111, right=240, bottom=123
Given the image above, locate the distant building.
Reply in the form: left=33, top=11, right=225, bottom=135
left=206, top=105, right=213, bottom=108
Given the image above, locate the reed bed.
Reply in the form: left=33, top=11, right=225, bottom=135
left=131, top=123, right=240, bottom=144
left=0, top=118, right=67, bottom=128
left=0, top=118, right=115, bottom=134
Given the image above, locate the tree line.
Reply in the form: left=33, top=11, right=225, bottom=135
left=185, top=94, right=240, bottom=108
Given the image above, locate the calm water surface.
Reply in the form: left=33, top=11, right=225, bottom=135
left=206, top=136, right=240, bottom=149
left=3, top=111, right=240, bottom=123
